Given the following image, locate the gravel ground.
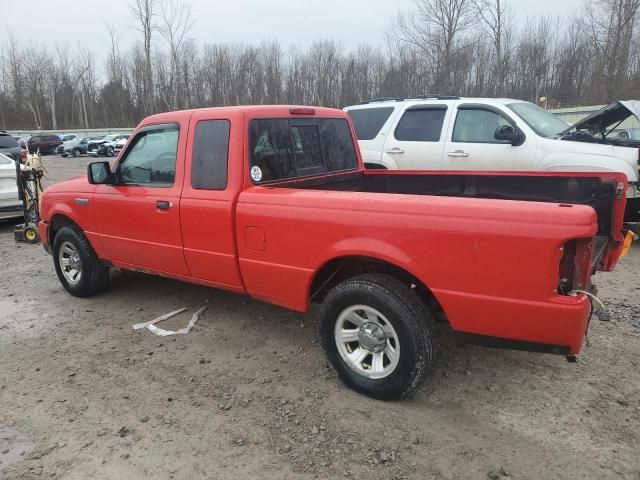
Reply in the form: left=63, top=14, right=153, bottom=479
left=1, top=155, right=639, bottom=480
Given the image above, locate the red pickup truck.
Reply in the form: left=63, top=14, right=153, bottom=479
left=38, top=105, right=628, bottom=400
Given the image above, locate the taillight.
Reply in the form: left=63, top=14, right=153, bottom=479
left=559, top=238, right=594, bottom=294
left=573, top=238, right=594, bottom=290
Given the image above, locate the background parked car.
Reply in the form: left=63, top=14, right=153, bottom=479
left=0, top=152, right=22, bottom=220
left=58, top=134, right=77, bottom=143
left=60, top=137, right=93, bottom=157
left=26, top=134, right=62, bottom=154
left=93, top=134, right=130, bottom=156
left=0, top=131, right=22, bottom=162
left=114, top=136, right=129, bottom=154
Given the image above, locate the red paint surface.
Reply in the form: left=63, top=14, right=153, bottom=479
left=39, top=105, right=627, bottom=355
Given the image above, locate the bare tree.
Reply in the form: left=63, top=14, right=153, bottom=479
left=474, top=0, right=513, bottom=95
left=130, top=0, right=158, bottom=114
left=583, top=0, right=640, bottom=100
left=390, top=0, right=474, bottom=92
left=158, top=0, right=194, bottom=110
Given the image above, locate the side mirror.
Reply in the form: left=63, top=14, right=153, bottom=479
left=494, top=125, right=525, bottom=146
left=88, top=161, right=113, bottom=185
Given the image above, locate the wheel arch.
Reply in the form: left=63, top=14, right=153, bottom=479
left=49, top=213, right=83, bottom=246
left=309, top=255, right=447, bottom=323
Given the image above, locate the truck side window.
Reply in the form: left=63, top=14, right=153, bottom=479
left=453, top=108, right=512, bottom=143
left=118, top=125, right=179, bottom=186
left=394, top=107, right=447, bottom=142
left=192, top=120, right=230, bottom=190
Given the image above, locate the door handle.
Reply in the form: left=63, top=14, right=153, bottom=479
left=385, top=147, right=405, bottom=154
left=156, top=200, right=172, bottom=210
left=447, top=150, right=469, bottom=158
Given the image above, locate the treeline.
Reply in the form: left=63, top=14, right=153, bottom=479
left=1, top=0, right=640, bottom=131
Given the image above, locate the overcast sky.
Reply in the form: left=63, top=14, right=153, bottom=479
left=4, top=0, right=582, bottom=54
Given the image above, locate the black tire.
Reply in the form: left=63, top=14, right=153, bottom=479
left=73, top=148, right=80, bottom=158
left=107, top=146, right=115, bottom=157
left=320, top=273, right=437, bottom=400
left=52, top=226, right=109, bottom=297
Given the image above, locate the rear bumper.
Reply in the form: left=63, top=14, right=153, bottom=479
left=39, top=220, right=52, bottom=254
left=438, top=290, right=591, bottom=356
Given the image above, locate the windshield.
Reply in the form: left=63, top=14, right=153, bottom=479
left=507, top=102, right=570, bottom=138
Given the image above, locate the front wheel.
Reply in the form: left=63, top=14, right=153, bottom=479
left=53, top=226, right=109, bottom=297
left=320, top=273, right=437, bottom=400
left=107, top=146, right=115, bottom=157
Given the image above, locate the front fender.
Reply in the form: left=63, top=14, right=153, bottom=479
left=540, top=155, right=638, bottom=183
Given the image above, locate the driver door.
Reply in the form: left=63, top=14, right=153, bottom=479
left=91, top=122, right=190, bottom=276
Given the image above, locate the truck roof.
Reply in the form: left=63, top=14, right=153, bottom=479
left=142, top=105, right=349, bottom=125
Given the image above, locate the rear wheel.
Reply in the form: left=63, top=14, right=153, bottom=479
left=53, top=226, right=109, bottom=297
left=320, top=273, right=437, bottom=400
left=73, top=148, right=80, bottom=158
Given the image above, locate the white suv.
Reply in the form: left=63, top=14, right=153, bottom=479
left=345, top=97, right=640, bottom=221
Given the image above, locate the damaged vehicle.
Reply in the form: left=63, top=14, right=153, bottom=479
left=38, top=105, right=629, bottom=400
left=91, top=134, right=130, bottom=157
left=345, top=98, right=640, bottom=222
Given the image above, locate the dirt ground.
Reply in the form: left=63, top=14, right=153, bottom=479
left=1, top=155, right=639, bottom=480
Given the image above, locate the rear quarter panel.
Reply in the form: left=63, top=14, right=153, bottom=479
left=236, top=187, right=596, bottom=306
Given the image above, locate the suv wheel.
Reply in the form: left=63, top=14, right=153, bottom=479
left=73, top=148, right=80, bottom=157
left=320, top=273, right=437, bottom=400
left=107, top=146, right=115, bottom=157
left=53, top=226, right=109, bottom=297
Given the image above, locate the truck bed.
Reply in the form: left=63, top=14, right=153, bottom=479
left=268, top=169, right=625, bottom=271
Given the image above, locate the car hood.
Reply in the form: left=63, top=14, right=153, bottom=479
left=560, top=100, right=640, bottom=136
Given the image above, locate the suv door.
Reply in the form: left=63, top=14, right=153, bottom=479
left=442, top=104, right=534, bottom=170
left=91, top=122, right=190, bottom=275
left=382, top=104, right=451, bottom=170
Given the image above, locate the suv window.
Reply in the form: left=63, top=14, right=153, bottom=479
left=192, top=120, right=230, bottom=190
left=394, top=107, right=447, bottom=142
left=118, top=125, right=179, bottom=186
left=348, top=107, right=394, bottom=140
left=453, top=108, right=512, bottom=143
left=0, top=134, right=18, bottom=148
left=249, top=118, right=357, bottom=183
left=0, top=154, right=12, bottom=164
left=45, top=135, right=59, bottom=142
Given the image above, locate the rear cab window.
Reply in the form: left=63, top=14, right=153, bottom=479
left=249, top=117, right=358, bottom=183
left=348, top=107, right=395, bottom=140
